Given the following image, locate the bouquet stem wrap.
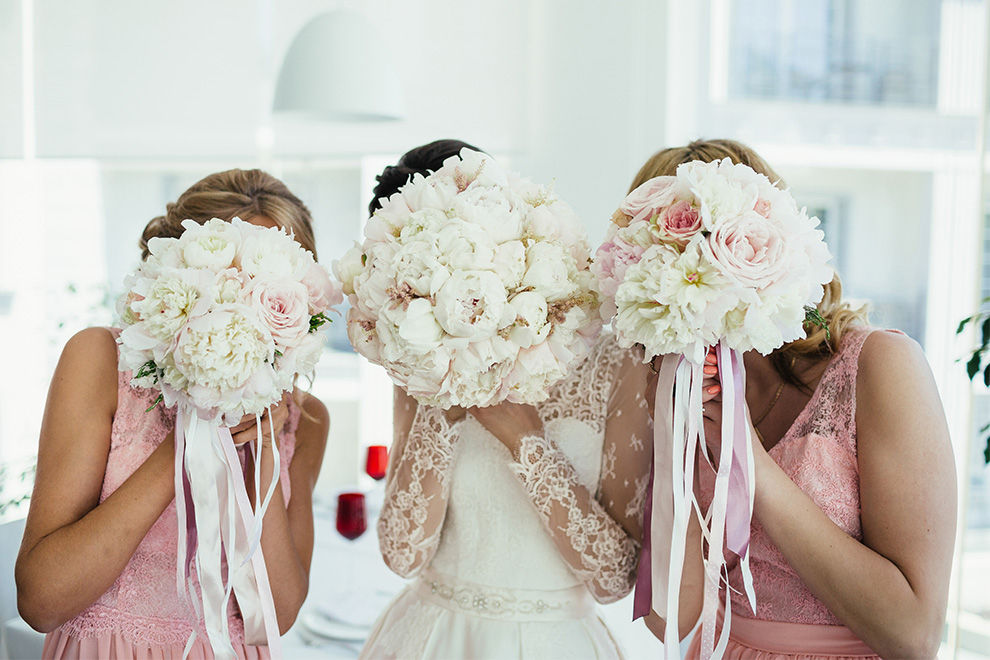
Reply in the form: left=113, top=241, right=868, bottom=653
left=633, top=341, right=757, bottom=660
left=174, top=407, right=283, bottom=660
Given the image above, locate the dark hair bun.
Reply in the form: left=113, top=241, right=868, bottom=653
left=368, top=139, right=483, bottom=216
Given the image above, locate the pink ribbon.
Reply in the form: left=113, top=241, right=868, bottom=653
left=633, top=341, right=756, bottom=660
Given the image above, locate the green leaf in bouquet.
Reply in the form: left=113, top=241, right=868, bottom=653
left=145, top=393, right=164, bottom=413
left=984, top=363, right=990, bottom=388
left=804, top=306, right=831, bottom=341
left=957, top=316, right=973, bottom=335
left=309, top=312, right=331, bottom=333
left=982, top=317, right=990, bottom=350
left=135, top=360, right=161, bottom=383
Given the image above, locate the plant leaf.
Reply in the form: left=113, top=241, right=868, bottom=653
left=957, top=316, right=973, bottom=335
left=985, top=436, right=990, bottom=465
left=982, top=317, right=990, bottom=350
left=967, top=352, right=982, bottom=380
left=145, top=393, right=163, bottom=413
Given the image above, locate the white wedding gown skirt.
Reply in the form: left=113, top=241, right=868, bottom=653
left=362, top=570, right=621, bottom=659
left=360, top=416, right=627, bottom=660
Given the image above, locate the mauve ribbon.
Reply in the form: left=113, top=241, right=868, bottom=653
left=633, top=342, right=757, bottom=660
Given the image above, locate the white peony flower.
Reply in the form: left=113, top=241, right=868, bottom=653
left=491, top=240, right=526, bottom=289
left=433, top=270, right=510, bottom=339
left=521, top=242, right=578, bottom=301
left=172, top=304, right=274, bottom=396
left=333, top=243, right=366, bottom=296
left=507, top=291, right=550, bottom=349
left=382, top=298, right=445, bottom=351
left=237, top=225, right=312, bottom=280
left=177, top=218, right=240, bottom=270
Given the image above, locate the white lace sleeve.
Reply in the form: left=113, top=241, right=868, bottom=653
left=376, top=387, right=460, bottom=578
left=509, top=337, right=654, bottom=604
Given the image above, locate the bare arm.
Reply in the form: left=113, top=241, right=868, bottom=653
left=15, top=328, right=178, bottom=632
left=751, top=332, right=955, bottom=658
left=242, top=393, right=329, bottom=633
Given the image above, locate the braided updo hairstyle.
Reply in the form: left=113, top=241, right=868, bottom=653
left=368, top=139, right=483, bottom=216
left=140, top=169, right=318, bottom=261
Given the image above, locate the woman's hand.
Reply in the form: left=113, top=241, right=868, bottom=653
left=228, top=396, right=290, bottom=448
left=467, top=402, right=544, bottom=456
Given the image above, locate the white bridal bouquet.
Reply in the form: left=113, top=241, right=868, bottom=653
left=336, top=148, right=601, bottom=409
left=118, top=217, right=342, bottom=422
left=116, top=217, right=342, bottom=660
left=593, top=158, right=832, bottom=660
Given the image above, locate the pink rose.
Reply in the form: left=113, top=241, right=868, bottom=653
left=251, top=279, right=310, bottom=348
left=302, top=262, right=343, bottom=314
left=753, top=198, right=772, bottom=218
left=651, top=200, right=701, bottom=247
left=620, top=176, right=683, bottom=224
left=701, top=211, right=787, bottom=290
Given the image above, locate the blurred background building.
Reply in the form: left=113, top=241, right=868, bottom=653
left=0, top=0, right=988, bottom=656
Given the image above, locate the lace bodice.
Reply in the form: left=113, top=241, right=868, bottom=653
left=56, top=334, right=300, bottom=647
left=698, top=327, right=876, bottom=625
left=376, top=333, right=654, bottom=604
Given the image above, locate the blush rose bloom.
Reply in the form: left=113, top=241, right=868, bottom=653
left=651, top=199, right=702, bottom=247
left=251, top=279, right=310, bottom=348
left=701, top=211, right=787, bottom=290
left=301, top=262, right=343, bottom=314
left=620, top=177, right=693, bottom=224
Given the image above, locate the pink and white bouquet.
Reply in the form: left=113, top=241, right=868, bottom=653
left=118, top=217, right=342, bottom=422
left=116, top=217, right=341, bottom=660
left=335, top=148, right=601, bottom=409
left=593, top=158, right=832, bottom=660
left=594, top=158, right=833, bottom=364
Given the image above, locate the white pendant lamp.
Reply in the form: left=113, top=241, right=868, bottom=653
left=273, top=10, right=405, bottom=121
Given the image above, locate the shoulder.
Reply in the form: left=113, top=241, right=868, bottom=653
left=855, top=330, right=946, bottom=448
left=57, top=327, right=119, bottom=392
left=63, top=327, right=118, bottom=364
left=857, top=330, right=932, bottom=395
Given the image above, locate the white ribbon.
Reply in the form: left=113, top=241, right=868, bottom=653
left=173, top=405, right=284, bottom=659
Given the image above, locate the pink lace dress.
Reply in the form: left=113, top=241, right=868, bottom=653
left=42, top=337, right=299, bottom=660
left=687, top=328, right=883, bottom=659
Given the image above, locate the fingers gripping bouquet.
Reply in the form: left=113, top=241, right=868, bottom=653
left=117, top=218, right=342, bottom=659
left=592, top=159, right=832, bottom=659
left=336, top=148, right=602, bottom=409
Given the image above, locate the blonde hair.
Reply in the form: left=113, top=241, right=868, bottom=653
left=631, top=139, right=868, bottom=388
left=140, top=169, right=318, bottom=261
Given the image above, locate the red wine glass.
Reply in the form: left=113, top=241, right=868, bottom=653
left=335, top=492, right=367, bottom=541
left=365, top=445, right=388, bottom=481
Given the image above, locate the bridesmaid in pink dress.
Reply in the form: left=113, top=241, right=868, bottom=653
left=635, top=140, right=956, bottom=659
left=15, top=170, right=331, bottom=659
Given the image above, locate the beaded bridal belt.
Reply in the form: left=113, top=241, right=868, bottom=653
left=414, top=569, right=596, bottom=622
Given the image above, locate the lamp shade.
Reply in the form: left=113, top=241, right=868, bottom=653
left=273, top=10, right=405, bottom=121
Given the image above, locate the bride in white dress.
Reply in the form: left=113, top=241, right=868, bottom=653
left=358, top=140, right=654, bottom=659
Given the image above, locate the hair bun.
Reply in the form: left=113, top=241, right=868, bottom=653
left=368, top=139, right=483, bottom=216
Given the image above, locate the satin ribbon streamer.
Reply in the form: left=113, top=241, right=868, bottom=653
left=632, top=341, right=757, bottom=660
left=174, top=406, right=283, bottom=659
